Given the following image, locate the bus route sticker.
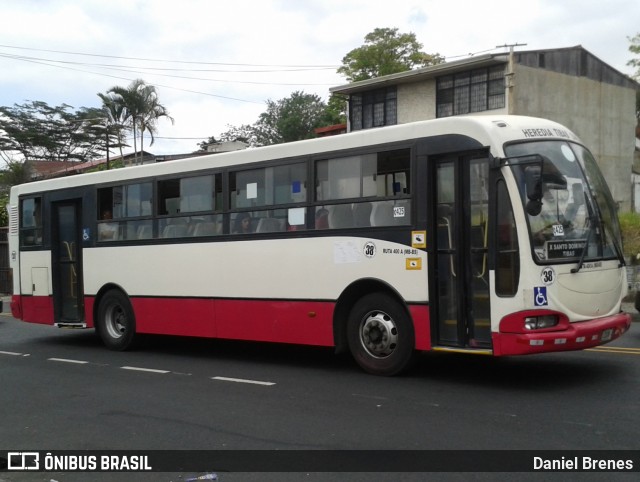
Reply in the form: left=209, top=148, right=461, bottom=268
left=412, top=231, right=426, bottom=249
left=406, top=258, right=422, bottom=270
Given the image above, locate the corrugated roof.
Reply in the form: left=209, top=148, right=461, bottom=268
left=330, top=46, right=640, bottom=95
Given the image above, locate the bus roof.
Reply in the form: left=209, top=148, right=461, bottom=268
left=10, top=115, right=581, bottom=198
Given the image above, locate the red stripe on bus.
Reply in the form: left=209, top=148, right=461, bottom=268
left=409, top=304, right=430, bottom=350
left=12, top=295, right=53, bottom=325
left=132, top=297, right=336, bottom=347
left=16, top=294, right=429, bottom=350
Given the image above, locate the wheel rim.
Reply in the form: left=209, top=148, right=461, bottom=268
left=359, top=310, right=398, bottom=358
left=105, top=303, right=127, bottom=340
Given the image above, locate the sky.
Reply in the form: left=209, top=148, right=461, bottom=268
left=0, top=0, right=638, bottom=157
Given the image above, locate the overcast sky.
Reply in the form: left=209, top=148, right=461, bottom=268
left=0, top=0, right=638, bottom=156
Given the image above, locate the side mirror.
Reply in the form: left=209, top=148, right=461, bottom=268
left=525, top=165, right=543, bottom=216
left=525, top=165, right=542, bottom=201
left=526, top=199, right=542, bottom=216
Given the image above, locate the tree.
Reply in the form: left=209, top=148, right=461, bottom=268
left=628, top=33, right=640, bottom=121
left=137, top=83, right=174, bottom=161
left=97, top=91, right=130, bottom=161
left=253, top=91, right=333, bottom=146
left=0, top=101, right=116, bottom=164
left=323, top=93, right=348, bottom=125
left=338, top=27, right=444, bottom=82
left=0, top=160, right=33, bottom=225
left=219, top=124, right=259, bottom=147
left=197, top=136, right=218, bottom=152
left=216, top=91, right=337, bottom=147
left=100, top=79, right=173, bottom=164
left=628, top=33, right=640, bottom=78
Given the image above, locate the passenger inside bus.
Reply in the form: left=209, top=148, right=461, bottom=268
left=98, top=210, right=118, bottom=241
left=315, top=208, right=329, bottom=229
left=232, top=213, right=253, bottom=234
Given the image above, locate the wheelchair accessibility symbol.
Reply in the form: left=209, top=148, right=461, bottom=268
left=534, top=287, right=548, bottom=306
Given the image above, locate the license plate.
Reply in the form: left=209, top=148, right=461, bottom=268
left=601, top=329, right=613, bottom=342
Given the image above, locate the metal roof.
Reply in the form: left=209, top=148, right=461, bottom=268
left=330, top=46, right=640, bottom=95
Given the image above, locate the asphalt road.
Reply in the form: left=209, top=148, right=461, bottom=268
left=1, top=305, right=639, bottom=482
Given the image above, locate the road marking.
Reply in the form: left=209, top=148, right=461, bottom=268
left=0, top=350, right=24, bottom=356
left=48, top=358, right=89, bottom=364
left=211, top=376, right=275, bottom=386
left=588, top=346, right=640, bottom=355
left=121, top=366, right=171, bottom=374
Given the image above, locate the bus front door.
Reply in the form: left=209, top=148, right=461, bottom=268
left=432, top=154, right=491, bottom=349
left=52, top=200, right=85, bottom=326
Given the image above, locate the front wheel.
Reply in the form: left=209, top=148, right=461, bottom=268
left=347, top=293, right=416, bottom=376
left=96, top=290, right=137, bottom=351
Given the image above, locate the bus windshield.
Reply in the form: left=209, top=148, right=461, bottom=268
left=505, top=140, right=623, bottom=266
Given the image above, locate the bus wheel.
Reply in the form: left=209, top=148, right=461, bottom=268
left=97, top=290, right=136, bottom=351
left=347, top=293, right=415, bottom=376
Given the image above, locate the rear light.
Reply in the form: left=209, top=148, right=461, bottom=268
left=524, top=315, right=559, bottom=330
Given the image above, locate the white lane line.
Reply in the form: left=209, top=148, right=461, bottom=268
left=0, top=350, right=24, bottom=356
left=48, top=358, right=89, bottom=364
left=211, top=376, right=275, bottom=386
left=121, top=366, right=170, bottom=374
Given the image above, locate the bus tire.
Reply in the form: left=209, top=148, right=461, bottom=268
left=347, top=292, right=416, bottom=376
left=96, top=290, right=136, bottom=351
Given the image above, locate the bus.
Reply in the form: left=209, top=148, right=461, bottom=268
left=8, top=115, right=631, bottom=375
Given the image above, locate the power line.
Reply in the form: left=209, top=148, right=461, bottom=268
left=0, top=52, right=336, bottom=73
left=0, top=52, right=336, bottom=87
left=0, top=53, right=265, bottom=104
left=0, top=43, right=340, bottom=69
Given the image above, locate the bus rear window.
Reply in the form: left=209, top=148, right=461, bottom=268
left=20, top=197, right=43, bottom=247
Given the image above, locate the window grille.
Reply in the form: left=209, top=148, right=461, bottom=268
left=437, top=65, right=505, bottom=118
left=350, top=87, right=397, bottom=131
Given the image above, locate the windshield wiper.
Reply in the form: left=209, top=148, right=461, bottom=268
left=604, top=219, right=626, bottom=268
left=571, top=220, right=593, bottom=274
left=571, top=193, right=595, bottom=274
left=590, top=192, right=626, bottom=269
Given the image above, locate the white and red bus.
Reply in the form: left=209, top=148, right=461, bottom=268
left=8, top=115, right=631, bottom=375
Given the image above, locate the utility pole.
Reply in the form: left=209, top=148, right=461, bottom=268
left=496, top=43, right=527, bottom=113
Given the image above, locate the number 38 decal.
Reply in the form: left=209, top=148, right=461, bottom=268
left=541, top=267, right=555, bottom=286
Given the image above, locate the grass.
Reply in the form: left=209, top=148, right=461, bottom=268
left=619, top=211, right=640, bottom=259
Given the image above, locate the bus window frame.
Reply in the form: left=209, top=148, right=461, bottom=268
left=88, top=142, right=416, bottom=244
left=19, top=195, right=45, bottom=249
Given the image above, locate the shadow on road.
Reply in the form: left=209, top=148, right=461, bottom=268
left=16, top=319, right=631, bottom=394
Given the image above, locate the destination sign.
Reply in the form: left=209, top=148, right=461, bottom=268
left=546, top=239, right=586, bottom=259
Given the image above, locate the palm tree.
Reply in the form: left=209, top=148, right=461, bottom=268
left=97, top=91, right=129, bottom=162
left=99, top=79, right=173, bottom=165
left=135, top=82, right=174, bottom=164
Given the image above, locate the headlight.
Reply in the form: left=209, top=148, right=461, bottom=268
left=524, top=315, right=559, bottom=330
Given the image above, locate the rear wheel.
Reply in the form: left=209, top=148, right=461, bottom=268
left=96, top=290, right=136, bottom=351
left=347, top=292, right=416, bottom=376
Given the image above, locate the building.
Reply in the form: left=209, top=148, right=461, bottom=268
left=330, top=45, right=640, bottom=211
left=205, top=140, right=249, bottom=153
left=314, top=123, right=347, bottom=137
